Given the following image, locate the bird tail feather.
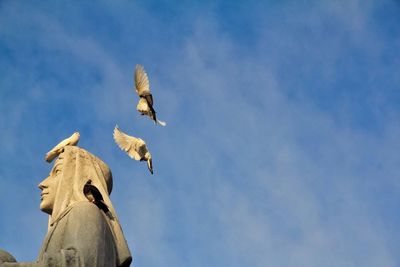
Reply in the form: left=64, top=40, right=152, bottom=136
left=157, top=119, right=167, bottom=127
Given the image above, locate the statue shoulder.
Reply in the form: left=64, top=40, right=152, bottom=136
left=67, top=201, right=106, bottom=223
left=58, top=201, right=113, bottom=246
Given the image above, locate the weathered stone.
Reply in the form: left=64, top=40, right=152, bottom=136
left=1, top=146, right=132, bottom=267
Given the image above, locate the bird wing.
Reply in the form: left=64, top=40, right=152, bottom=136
left=134, top=64, right=151, bottom=96
left=113, top=126, right=142, bottom=161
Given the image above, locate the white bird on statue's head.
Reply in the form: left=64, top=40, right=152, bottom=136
left=134, top=64, right=166, bottom=126
left=45, top=132, right=80, bottom=163
left=113, top=125, right=153, bottom=174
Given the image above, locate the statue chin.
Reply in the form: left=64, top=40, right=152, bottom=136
left=39, top=205, right=52, bottom=215
left=39, top=199, right=53, bottom=215
left=0, top=249, right=17, bottom=263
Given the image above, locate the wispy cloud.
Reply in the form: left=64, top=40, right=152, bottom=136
left=0, top=1, right=399, bottom=266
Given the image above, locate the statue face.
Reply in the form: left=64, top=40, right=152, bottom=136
left=38, top=161, right=62, bottom=215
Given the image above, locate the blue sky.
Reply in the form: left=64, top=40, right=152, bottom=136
left=1, top=1, right=400, bottom=266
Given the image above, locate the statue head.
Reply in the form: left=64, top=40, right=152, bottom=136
left=38, top=146, right=113, bottom=217
left=38, top=145, right=131, bottom=266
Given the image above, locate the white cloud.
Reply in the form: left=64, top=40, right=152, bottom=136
left=0, top=1, right=399, bottom=266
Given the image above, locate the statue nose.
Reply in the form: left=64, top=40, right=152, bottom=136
left=38, top=181, right=46, bottom=190
left=38, top=176, right=51, bottom=190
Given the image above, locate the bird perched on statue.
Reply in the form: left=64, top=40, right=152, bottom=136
left=83, top=181, right=110, bottom=215
left=113, top=125, right=153, bottom=174
left=134, top=64, right=166, bottom=126
left=45, top=132, right=80, bottom=163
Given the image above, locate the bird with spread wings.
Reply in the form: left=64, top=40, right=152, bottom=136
left=113, top=125, right=153, bottom=174
left=134, top=64, right=166, bottom=126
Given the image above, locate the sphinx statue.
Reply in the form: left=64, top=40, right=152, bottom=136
left=0, top=146, right=132, bottom=266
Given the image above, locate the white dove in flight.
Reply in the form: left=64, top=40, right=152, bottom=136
left=134, top=64, right=166, bottom=126
left=113, top=125, right=153, bottom=174
left=45, top=132, right=80, bottom=163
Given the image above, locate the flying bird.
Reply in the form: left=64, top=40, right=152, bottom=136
left=45, top=132, right=80, bottom=163
left=134, top=64, right=166, bottom=126
left=113, top=125, right=153, bottom=174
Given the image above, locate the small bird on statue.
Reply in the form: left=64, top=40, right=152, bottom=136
left=83, top=181, right=110, bottom=214
left=134, top=64, right=166, bottom=126
left=45, top=132, right=80, bottom=163
left=113, top=125, right=153, bottom=174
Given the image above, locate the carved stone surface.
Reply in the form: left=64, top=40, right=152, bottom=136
left=0, top=146, right=132, bottom=267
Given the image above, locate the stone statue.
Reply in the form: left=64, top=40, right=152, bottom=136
left=0, top=146, right=132, bottom=266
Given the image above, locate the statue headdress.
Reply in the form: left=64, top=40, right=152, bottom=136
left=49, top=146, right=131, bottom=266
